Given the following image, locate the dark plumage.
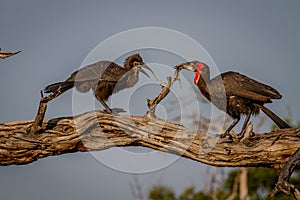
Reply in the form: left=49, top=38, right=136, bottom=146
left=44, top=54, right=151, bottom=113
left=178, top=61, right=290, bottom=136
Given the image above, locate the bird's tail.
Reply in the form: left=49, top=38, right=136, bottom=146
left=44, top=81, right=74, bottom=94
left=258, top=104, right=291, bottom=129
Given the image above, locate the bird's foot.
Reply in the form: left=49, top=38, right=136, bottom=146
left=220, top=131, right=238, bottom=142
left=103, top=108, right=126, bottom=114
left=220, top=132, right=228, bottom=138
left=102, top=109, right=112, bottom=114
left=237, top=130, right=245, bottom=140
left=237, top=123, right=254, bottom=141
left=220, top=131, right=231, bottom=138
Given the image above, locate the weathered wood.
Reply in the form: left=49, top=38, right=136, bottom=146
left=29, top=89, right=63, bottom=135
left=146, top=66, right=181, bottom=118
left=269, top=148, right=300, bottom=199
left=0, top=110, right=298, bottom=167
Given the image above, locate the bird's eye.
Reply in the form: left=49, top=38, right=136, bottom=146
left=133, top=61, right=140, bottom=67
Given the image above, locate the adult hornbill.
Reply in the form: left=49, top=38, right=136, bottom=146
left=176, top=61, right=290, bottom=137
left=44, top=54, right=155, bottom=113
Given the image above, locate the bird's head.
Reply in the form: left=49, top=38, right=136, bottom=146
left=124, top=54, right=164, bottom=80
left=124, top=54, right=151, bottom=78
left=176, top=61, right=208, bottom=84
left=124, top=54, right=144, bottom=69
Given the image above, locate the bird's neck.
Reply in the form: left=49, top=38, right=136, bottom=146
left=126, top=70, right=139, bottom=87
left=196, top=71, right=211, bottom=101
left=123, top=62, right=132, bottom=70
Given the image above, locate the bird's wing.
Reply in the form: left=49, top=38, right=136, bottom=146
left=66, top=61, right=126, bottom=83
left=240, top=79, right=281, bottom=99
left=230, top=88, right=272, bottom=102
left=220, top=71, right=281, bottom=102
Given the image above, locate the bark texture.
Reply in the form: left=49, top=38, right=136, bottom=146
left=0, top=110, right=298, bottom=167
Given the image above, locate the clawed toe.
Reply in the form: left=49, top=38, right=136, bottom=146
left=237, top=130, right=245, bottom=139
left=110, top=108, right=126, bottom=114
left=220, top=132, right=229, bottom=138
left=220, top=132, right=233, bottom=140
left=220, top=131, right=239, bottom=142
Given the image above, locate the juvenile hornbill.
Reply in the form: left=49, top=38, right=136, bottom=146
left=44, top=54, right=154, bottom=113
left=177, top=61, right=290, bottom=137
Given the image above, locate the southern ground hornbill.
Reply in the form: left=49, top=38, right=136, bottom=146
left=177, top=61, right=290, bottom=137
left=44, top=54, right=156, bottom=113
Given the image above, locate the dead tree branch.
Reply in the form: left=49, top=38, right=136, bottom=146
left=226, top=170, right=240, bottom=200
left=0, top=111, right=298, bottom=167
left=269, top=148, right=300, bottom=199
left=29, top=88, right=63, bottom=135
left=146, top=67, right=180, bottom=118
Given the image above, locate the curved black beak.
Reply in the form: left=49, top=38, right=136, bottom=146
left=138, top=63, right=162, bottom=84
left=138, top=63, right=151, bottom=78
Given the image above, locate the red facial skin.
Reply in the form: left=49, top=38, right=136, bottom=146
left=194, top=62, right=204, bottom=84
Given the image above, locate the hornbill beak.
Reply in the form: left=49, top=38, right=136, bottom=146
left=138, top=63, right=151, bottom=78
left=175, top=62, right=197, bottom=72
left=137, top=63, right=165, bottom=86
left=138, top=63, right=162, bottom=84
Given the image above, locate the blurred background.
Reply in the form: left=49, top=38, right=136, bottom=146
left=1, top=1, right=299, bottom=199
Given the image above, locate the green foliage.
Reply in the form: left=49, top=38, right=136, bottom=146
left=178, top=186, right=212, bottom=200
left=148, top=185, right=175, bottom=200
left=223, top=168, right=294, bottom=200
left=147, top=168, right=299, bottom=200
left=148, top=185, right=212, bottom=200
left=247, top=168, right=278, bottom=198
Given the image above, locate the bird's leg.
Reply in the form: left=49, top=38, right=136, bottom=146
left=98, top=99, right=125, bottom=114
left=221, top=117, right=240, bottom=138
left=238, top=110, right=252, bottom=139
left=98, top=100, right=112, bottom=114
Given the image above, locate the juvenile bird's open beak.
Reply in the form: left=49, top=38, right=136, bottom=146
left=138, top=63, right=151, bottom=78
left=175, top=62, right=197, bottom=72
left=140, top=68, right=150, bottom=78
left=139, top=63, right=160, bottom=80
left=138, top=63, right=165, bottom=86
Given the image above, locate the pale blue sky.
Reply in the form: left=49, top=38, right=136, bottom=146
left=1, top=1, right=299, bottom=199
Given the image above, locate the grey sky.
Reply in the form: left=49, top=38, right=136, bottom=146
left=1, top=1, right=299, bottom=199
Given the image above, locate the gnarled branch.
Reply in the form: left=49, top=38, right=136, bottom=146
left=0, top=111, right=299, bottom=167
left=269, top=148, right=300, bottom=199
